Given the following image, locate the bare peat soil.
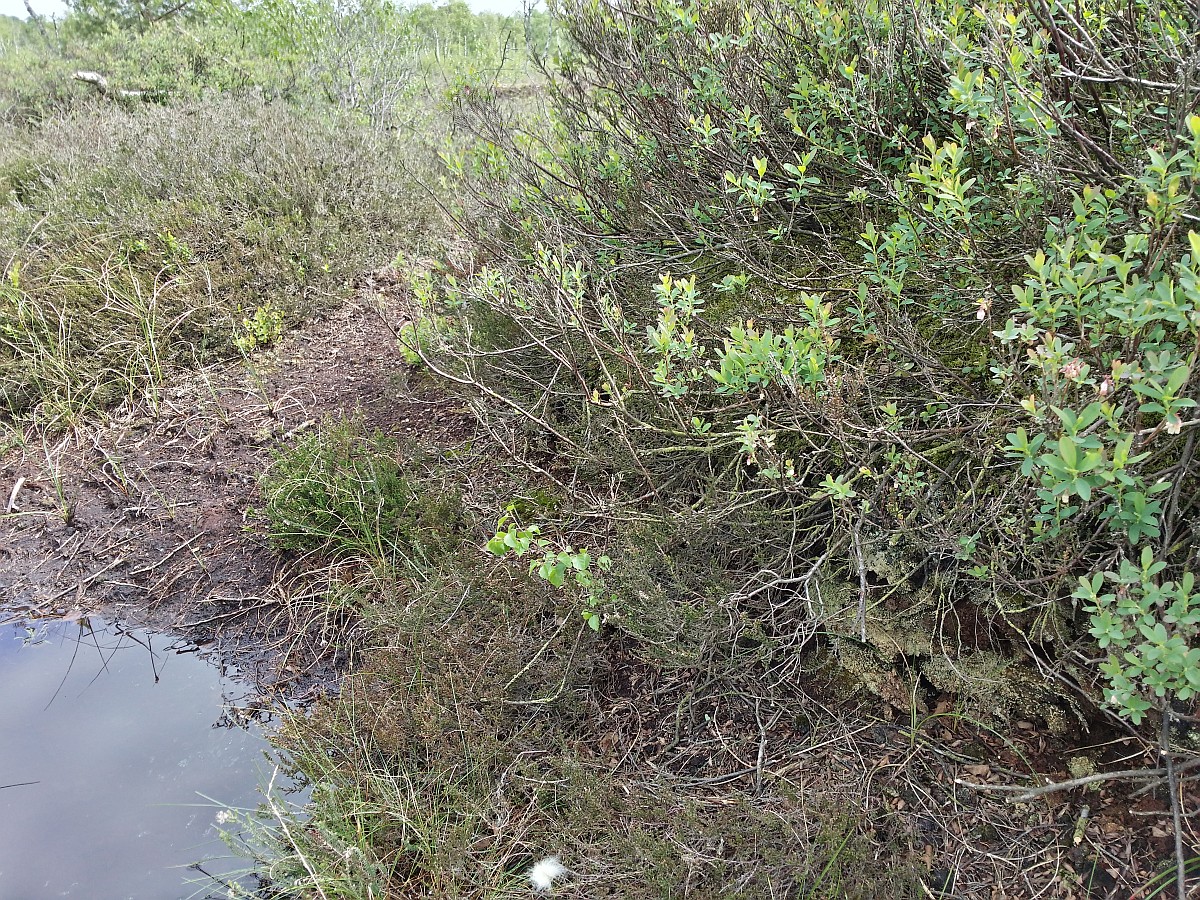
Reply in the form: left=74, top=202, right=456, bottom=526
left=0, top=286, right=465, bottom=700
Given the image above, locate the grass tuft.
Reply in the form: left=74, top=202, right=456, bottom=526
left=259, top=417, right=463, bottom=569
left=0, top=95, right=444, bottom=425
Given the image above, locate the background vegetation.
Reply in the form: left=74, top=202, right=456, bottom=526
left=0, top=0, right=550, bottom=423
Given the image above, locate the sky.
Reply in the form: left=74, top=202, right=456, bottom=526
left=1, top=0, right=67, bottom=17
left=2, top=0, right=535, bottom=20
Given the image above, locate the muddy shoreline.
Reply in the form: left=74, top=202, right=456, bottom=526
left=0, top=291, right=460, bottom=701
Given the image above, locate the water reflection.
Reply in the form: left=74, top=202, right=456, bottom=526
left=0, top=615, right=299, bottom=899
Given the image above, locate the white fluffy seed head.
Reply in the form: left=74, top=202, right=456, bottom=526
left=528, top=856, right=567, bottom=893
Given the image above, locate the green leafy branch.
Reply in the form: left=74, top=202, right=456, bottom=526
left=486, top=510, right=612, bottom=631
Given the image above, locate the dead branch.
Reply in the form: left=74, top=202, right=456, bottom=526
left=73, top=71, right=148, bottom=100
left=956, top=757, right=1200, bottom=803
left=22, top=0, right=49, bottom=41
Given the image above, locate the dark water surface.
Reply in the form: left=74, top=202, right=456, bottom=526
left=0, top=615, right=295, bottom=899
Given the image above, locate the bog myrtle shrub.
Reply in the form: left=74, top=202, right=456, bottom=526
left=415, top=0, right=1200, bottom=726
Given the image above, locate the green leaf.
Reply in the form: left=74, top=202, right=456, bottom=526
left=1058, top=434, right=1078, bottom=469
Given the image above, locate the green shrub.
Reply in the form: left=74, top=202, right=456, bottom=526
left=485, top=509, right=612, bottom=630
left=233, top=301, right=285, bottom=354
left=1074, top=548, right=1200, bottom=724
left=420, top=0, right=1200, bottom=727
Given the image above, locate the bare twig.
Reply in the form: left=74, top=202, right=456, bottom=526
left=6, top=476, right=25, bottom=514
left=956, top=757, right=1200, bottom=803
left=0, top=780, right=39, bottom=790
left=48, top=557, right=128, bottom=604
left=178, top=600, right=277, bottom=629
left=126, top=532, right=205, bottom=577
left=265, top=767, right=330, bottom=900
left=851, top=523, right=869, bottom=642
left=1163, top=710, right=1187, bottom=900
